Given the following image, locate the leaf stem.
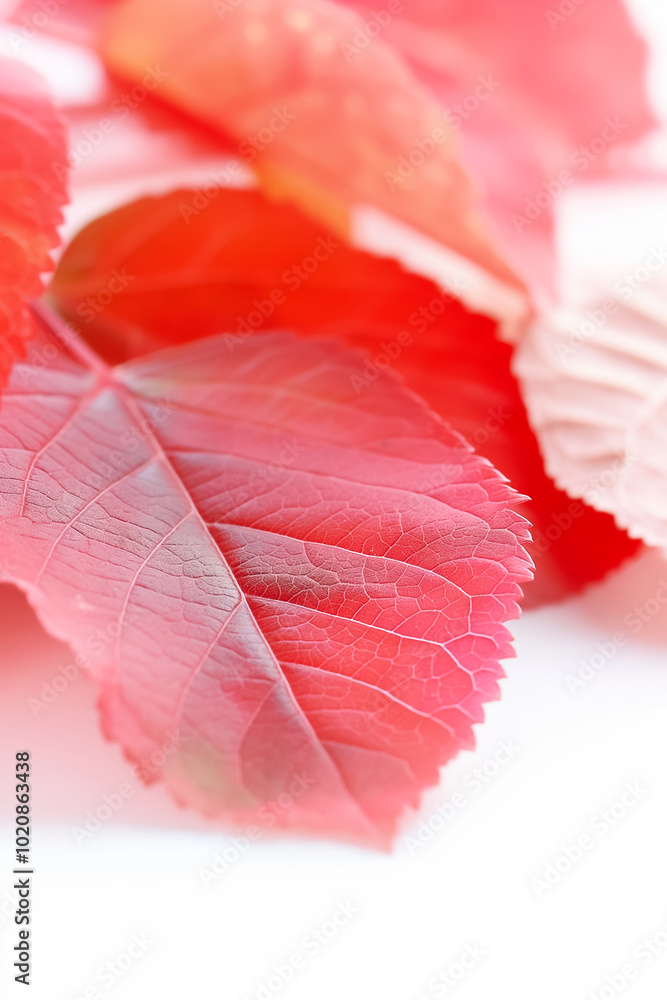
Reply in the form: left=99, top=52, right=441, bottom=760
left=29, top=299, right=111, bottom=379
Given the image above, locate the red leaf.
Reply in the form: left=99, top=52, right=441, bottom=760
left=49, top=189, right=640, bottom=605
left=0, top=56, right=69, bottom=390
left=0, top=305, right=531, bottom=844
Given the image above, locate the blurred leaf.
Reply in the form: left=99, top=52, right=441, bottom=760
left=0, top=55, right=68, bottom=390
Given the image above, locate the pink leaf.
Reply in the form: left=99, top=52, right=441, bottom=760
left=342, top=0, right=655, bottom=159
left=0, top=305, right=531, bottom=844
left=340, top=0, right=656, bottom=308
left=515, top=292, right=667, bottom=551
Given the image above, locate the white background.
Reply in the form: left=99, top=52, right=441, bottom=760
left=2, top=2, right=667, bottom=998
